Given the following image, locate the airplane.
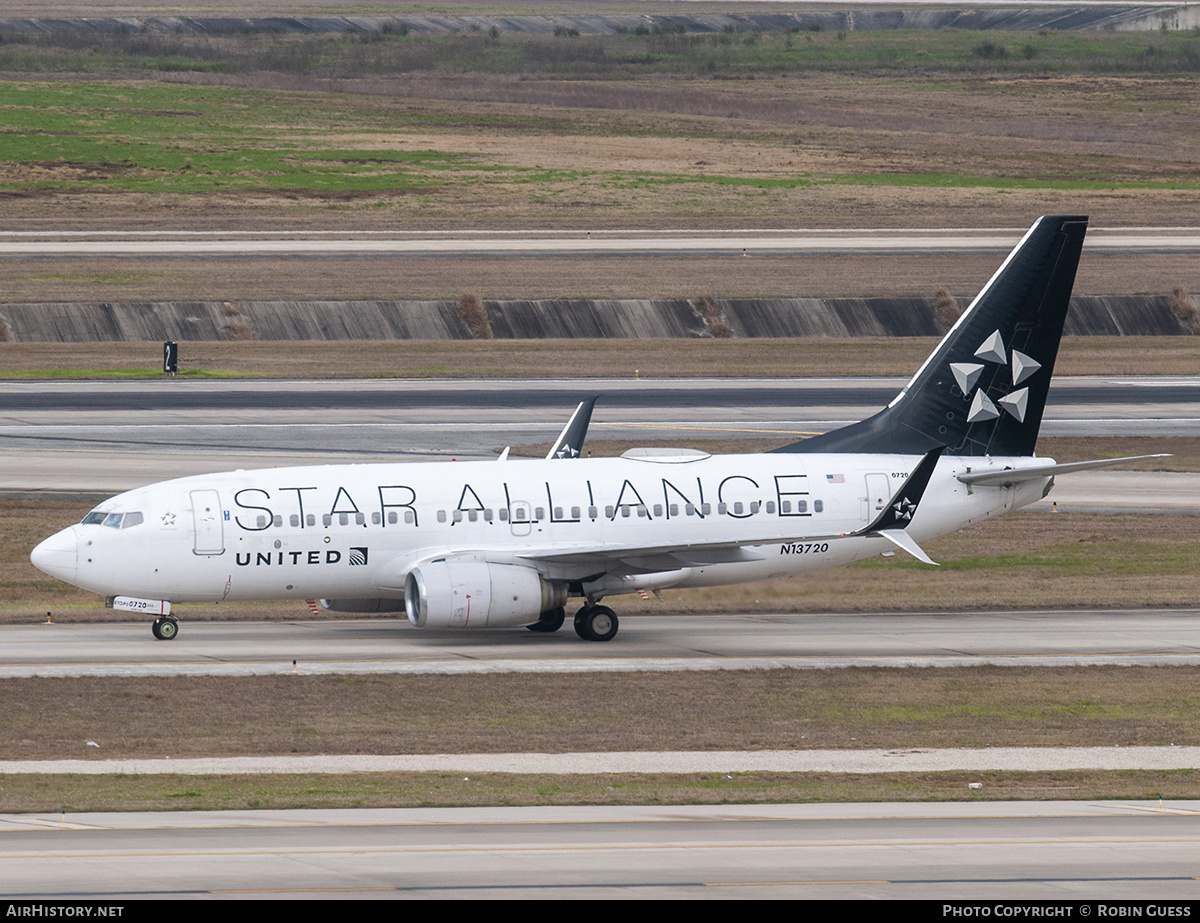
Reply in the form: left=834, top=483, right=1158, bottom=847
left=30, top=215, right=1164, bottom=643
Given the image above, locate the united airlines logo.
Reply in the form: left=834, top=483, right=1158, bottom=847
left=235, top=546, right=370, bottom=567
left=949, top=330, right=1040, bottom=425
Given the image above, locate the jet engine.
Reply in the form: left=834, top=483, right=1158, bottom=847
left=405, top=561, right=566, bottom=629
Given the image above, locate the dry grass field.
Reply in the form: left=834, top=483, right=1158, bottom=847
left=1, top=336, right=1197, bottom=378
left=7, top=666, right=1199, bottom=761
left=4, top=665, right=1199, bottom=810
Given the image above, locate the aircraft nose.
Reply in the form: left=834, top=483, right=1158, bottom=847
left=31, top=527, right=78, bottom=583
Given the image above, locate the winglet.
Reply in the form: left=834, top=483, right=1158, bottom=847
left=546, top=396, right=599, bottom=460
left=878, top=528, right=938, bottom=566
left=863, top=446, right=944, bottom=534
left=859, top=446, right=944, bottom=566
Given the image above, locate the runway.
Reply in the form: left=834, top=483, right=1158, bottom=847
left=1, top=377, right=1196, bottom=492
left=4, top=609, right=1198, bottom=677
left=2, top=802, right=1197, bottom=899
left=2, top=226, right=1199, bottom=257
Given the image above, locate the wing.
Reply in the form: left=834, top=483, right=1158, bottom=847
left=519, top=447, right=946, bottom=576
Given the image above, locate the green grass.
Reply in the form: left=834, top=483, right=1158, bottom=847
left=4, top=769, right=1199, bottom=814
left=4, top=79, right=1196, bottom=201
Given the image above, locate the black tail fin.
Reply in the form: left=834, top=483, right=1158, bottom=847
left=775, top=215, right=1088, bottom=457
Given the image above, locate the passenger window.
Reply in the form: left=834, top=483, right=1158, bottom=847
left=306, top=514, right=315, bottom=527
left=814, top=500, right=824, bottom=513
left=290, top=515, right=300, bottom=527
left=437, top=510, right=447, bottom=523
left=717, top=503, right=727, bottom=515
left=469, top=510, right=478, bottom=522
left=452, top=510, right=463, bottom=522
left=272, top=515, right=283, bottom=528
left=701, top=503, right=711, bottom=515
left=483, top=509, right=493, bottom=522
left=653, top=504, right=663, bottom=517
left=257, top=515, right=267, bottom=529
left=535, top=507, right=545, bottom=519
left=571, top=507, right=581, bottom=519
left=339, top=513, right=350, bottom=526
left=323, top=514, right=332, bottom=527
left=372, top=512, right=382, bottom=525
left=766, top=501, right=776, bottom=514
left=404, top=511, right=415, bottom=524
left=499, top=509, right=509, bottom=521
left=355, top=513, right=365, bottom=525
left=733, top=502, right=743, bottom=515
left=388, top=512, right=398, bottom=524
left=554, top=507, right=563, bottom=519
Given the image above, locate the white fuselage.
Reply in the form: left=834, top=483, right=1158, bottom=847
left=33, top=451, right=1052, bottom=606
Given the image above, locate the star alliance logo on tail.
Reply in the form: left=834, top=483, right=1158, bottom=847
left=950, top=330, right=1042, bottom=425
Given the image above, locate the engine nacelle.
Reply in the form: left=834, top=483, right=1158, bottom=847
left=405, top=561, right=566, bottom=629
left=319, top=598, right=405, bottom=613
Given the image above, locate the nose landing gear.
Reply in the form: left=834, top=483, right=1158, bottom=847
left=151, top=617, right=179, bottom=641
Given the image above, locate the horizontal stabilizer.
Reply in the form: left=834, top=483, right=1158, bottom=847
left=956, top=454, right=1170, bottom=487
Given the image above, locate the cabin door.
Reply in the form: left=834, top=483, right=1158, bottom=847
left=190, top=489, right=225, bottom=555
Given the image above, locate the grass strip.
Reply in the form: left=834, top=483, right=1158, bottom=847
left=4, top=770, right=1197, bottom=814
left=4, top=667, right=1199, bottom=762
left=0, top=338, right=1196, bottom=379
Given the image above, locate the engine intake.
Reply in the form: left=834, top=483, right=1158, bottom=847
left=405, top=561, right=566, bottom=629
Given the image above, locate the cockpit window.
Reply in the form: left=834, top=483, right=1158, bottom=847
left=81, top=510, right=143, bottom=529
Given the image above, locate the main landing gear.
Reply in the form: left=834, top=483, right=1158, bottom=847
left=574, top=604, right=618, bottom=642
left=151, top=616, right=179, bottom=641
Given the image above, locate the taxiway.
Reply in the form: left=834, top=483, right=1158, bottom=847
left=2, top=802, right=1197, bottom=900
left=3, top=609, right=1198, bottom=678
